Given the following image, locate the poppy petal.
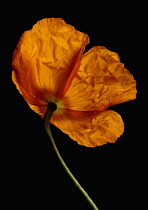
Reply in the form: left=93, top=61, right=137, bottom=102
left=11, top=18, right=89, bottom=104
left=62, top=46, right=137, bottom=111
left=51, top=109, right=124, bottom=147
left=12, top=70, right=47, bottom=114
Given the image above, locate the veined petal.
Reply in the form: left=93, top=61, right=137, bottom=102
left=62, top=46, right=137, bottom=111
left=12, top=70, right=47, bottom=114
left=51, top=109, right=124, bottom=147
left=12, top=71, right=46, bottom=105
left=11, top=18, right=89, bottom=104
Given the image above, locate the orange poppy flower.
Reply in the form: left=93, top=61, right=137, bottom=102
left=12, top=18, right=137, bottom=147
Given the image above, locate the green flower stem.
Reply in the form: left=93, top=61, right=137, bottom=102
left=44, top=102, right=99, bottom=210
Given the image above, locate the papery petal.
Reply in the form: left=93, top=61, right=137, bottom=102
left=51, top=109, right=124, bottom=147
left=12, top=70, right=47, bottom=115
left=11, top=18, right=89, bottom=105
left=62, top=46, right=137, bottom=111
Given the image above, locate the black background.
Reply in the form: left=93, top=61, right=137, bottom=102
left=2, top=2, right=146, bottom=210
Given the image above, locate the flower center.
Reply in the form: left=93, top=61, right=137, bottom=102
left=48, top=97, right=64, bottom=115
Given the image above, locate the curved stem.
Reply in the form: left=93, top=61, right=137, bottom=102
left=44, top=102, right=99, bottom=210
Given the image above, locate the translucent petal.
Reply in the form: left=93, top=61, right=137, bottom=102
left=12, top=18, right=89, bottom=105
left=51, top=109, right=124, bottom=147
left=62, top=46, right=137, bottom=111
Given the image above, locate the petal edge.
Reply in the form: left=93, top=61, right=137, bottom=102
left=51, top=109, right=124, bottom=147
left=63, top=46, right=137, bottom=112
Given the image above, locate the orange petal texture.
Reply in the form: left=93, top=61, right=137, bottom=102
left=62, top=46, right=137, bottom=111
left=12, top=18, right=137, bottom=147
left=51, top=109, right=124, bottom=147
left=12, top=18, right=89, bottom=110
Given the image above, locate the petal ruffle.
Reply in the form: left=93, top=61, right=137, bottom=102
left=11, top=18, right=89, bottom=104
left=51, top=109, right=124, bottom=147
left=62, top=46, right=137, bottom=111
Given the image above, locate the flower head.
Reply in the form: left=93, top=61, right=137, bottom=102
left=12, top=18, right=137, bottom=147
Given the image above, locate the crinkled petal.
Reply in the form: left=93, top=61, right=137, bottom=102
left=62, top=46, right=137, bottom=111
left=12, top=18, right=89, bottom=105
left=51, top=109, right=124, bottom=147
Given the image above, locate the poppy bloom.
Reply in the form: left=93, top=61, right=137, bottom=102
left=12, top=18, right=137, bottom=147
